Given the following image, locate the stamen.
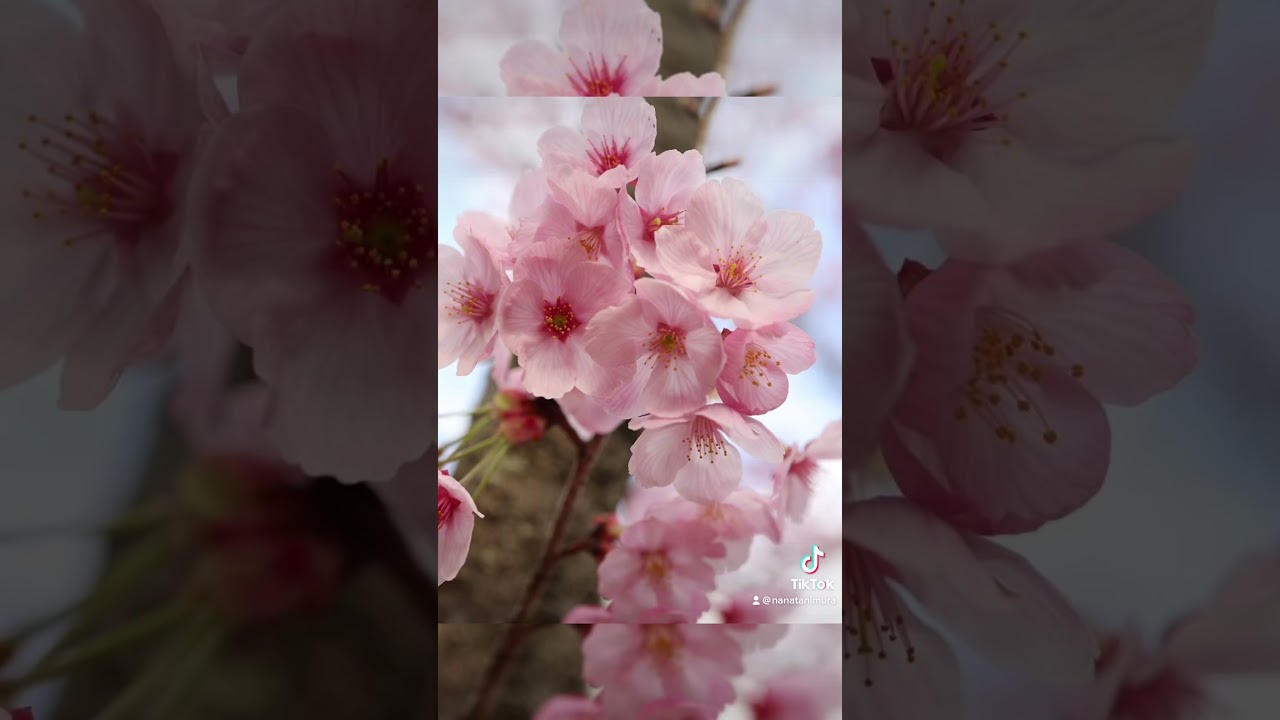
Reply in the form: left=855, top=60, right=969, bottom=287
left=844, top=547, right=916, bottom=686
left=566, top=53, right=628, bottom=97
left=438, top=487, right=462, bottom=529
left=684, top=416, right=730, bottom=463
left=332, top=159, right=429, bottom=304
left=712, top=247, right=762, bottom=293
left=739, top=343, right=780, bottom=388
left=542, top=297, right=580, bottom=341
left=443, top=280, right=494, bottom=324
left=644, top=322, right=687, bottom=369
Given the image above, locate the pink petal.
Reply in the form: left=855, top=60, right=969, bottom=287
left=517, top=335, right=583, bottom=399
left=634, top=149, right=705, bottom=217
left=685, top=179, right=766, bottom=259
left=538, top=125, right=592, bottom=174
left=547, top=167, right=621, bottom=229
left=844, top=605, right=964, bottom=720
left=559, top=388, right=626, bottom=437
left=736, top=288, right=816, bottom=327
left=717, top=330, right=789, bottom=416
left=753, top=211, right=822, bottom=296
left=673, top=441, right=745, bottom=501
left=585, top=296, right=650, bottom=367
left=1165, top=546, right=1280, bottom=676
left=1003, top=241, right=1197, bottom=406
left=806, top=420, right=842, bottom=460
left=500, top=41, right=572, bottom=95
left=563, top=260, right=633, bottom=319
left=642, top=72, right=728, bottom=96
left=643, top=323, right=723, bottom=417
left=582, top=95, right=657, bottom=158
left=628, top=423, right=693, bottom=490
left=655, top=226, right=716, bottom=293
left=558, top=0, right=663, bottom=89
left=699, top=404, right=785, bottom=463
left=563, top=605, right=615, bottom=624
left=533, top=695, right=603, bottom=720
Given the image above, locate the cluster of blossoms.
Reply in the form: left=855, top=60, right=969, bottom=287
left=841, top=0, right=1237, bottom=718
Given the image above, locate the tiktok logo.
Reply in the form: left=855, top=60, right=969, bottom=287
left=800, top=544, right=824, bottom=574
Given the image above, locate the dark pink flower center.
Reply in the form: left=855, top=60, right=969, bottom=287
left=438, top=486, right=462, bottom=529
left=872, top=3, right=1029, bottom=159
left=712, top=248, right=761, bottom=294
left=845, top=543, right=917, bottom=686
left=333, top=159, right=430, bottom=306
left=684, top=416, right=728, bottom=462
left=566, top=53, right=627, bottom=96
left=643, top=625, right=683, bottom=663
left=954, top=311, right=1085, bottom=446
left=542, top=297, right=580, bottom=341
left=644, top=322, right=687, bottom=368
left=643, top=210, right=683, bottom=243
left=443, top=279, right=494, bottom=322
left=17, top=112, right=176, bottom=245
left=586, top=137, right=631, bottom=175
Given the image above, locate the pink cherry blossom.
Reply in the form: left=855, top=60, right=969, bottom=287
left=1067, top=546, right=1280, bottom=720
left=500, top=0, right=726, bottom=97
left=773, top=419, right=842, bottom=523
left=582, top=623, right=744, bottom=719
left=533, top=168, right=632, bottom=273
left=844, top=0, right=1216, bottom=262
left=538, top=97, right=656, bottom=188
left=881, top=240, right=1197, bottom=534
left=844, top=498, right=1097, bottom=720
left=718, top=591, right=788, bottom=652
left=716, top=322, right=816, bottom=415
left=641, top=488, right=780, bottom=572
left=496, top=246, right=632, bottom=399
left=0, top=0, right=202, bottom=410
left=628, top=403, right=785, bottom=502
left=559, top=388, right=627, bottom=439
left=617, top=149, right=706, bottom=276
left=456, top=170, right=550, bottom=273
left=190, top=10, right=433, bottom=482
left=533, top=695, right=603, bottom=720
left=657, top=179, right=821, bottom=325
left=437, top=469, right=483, bottom=585
left=750, top=668, right=842, bottom=720
left=438, top=217, right=508, bottom=375
left=584, top=278, right=725, bottom=417
left=846, top=217, right=912, bottom=469
left=596, top=517, right=725, bottom=622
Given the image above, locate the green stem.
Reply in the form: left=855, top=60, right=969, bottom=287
left=84, top=613, right=213, bottom=720
left=439, top=434, right=502, bottom=467
left=469, top=444, right=510, bottom=500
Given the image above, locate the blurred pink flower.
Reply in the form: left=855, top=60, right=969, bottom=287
left=772, top=419, right=842, bottom=523
left=658, top=179, right=821, bottom=326
left=190, top=13, right=432, bottom=482
left=437, top=469, right=483, bottom=585
left=642, top=488, right=780, bottom=572
left=628, top=403, right=785, bottom=502
left=1067, top=546, right=1280, bottom=720
left=538, top=96, right=656, bottom=188
left=438, top=217, right=508, bottom=375
left=597, top=517, right=725, bottom=622
left=716, top=322, right=816, bottom=416
left=533, top=695, right=603, bottom=720
left=500, top=0, right=726, bottom=97
left=844, top=0, right=1216, bottom=262
left=750, top=667, right=842, bottom=720
left=0, top=0, right=202, bottom=409
left=496, top=248, right=632, bottom=399
left=584, top=278, right=725, bottom=418
left=718, top=591, right=788, bottom=652
left=844, top=498, right=1097, bottom=720
left=582, top=623, right=744, bottom=719
left=882, top=240, right=1198, bottom=534
left=618, top=149, right=706, bottom=276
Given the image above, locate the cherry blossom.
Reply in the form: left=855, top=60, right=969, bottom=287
left=772, top=419, right=842, bottom=523
left=617, top=149, right=706, bottom=276
left=581, top=623, right=744, bottom=719
left=500, top=0, right=726, bottom=97
left=438, top=217, right=508, bottom=375
left=0, top=0, right=203, bottom=409
left=538, top=96, right=656, bottom=188
left=845, top=0, right=1217, bottom=262
left=496, top=244, right=632, bottom=399
left=639, top=487, right=780, bottom=572
left=844, top=497, right=1097, bottom=720
left=584, top=277, right=725, bottom=418
left=532, top=167, right=632, bottom=272
left=881, top=240, right=1198, bottom=533
left=628, top=403, right=785, bottom=502
left=716, top=322, right=817, bottom=416
left=533, top=695, right=603, bottom=720
left=437, top=469, right=483, bottom=586
left=658, top=178, right=822, bottom=326
left=596, top=517, right=726, bottom=622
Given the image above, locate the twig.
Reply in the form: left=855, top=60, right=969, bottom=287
left=705, top=158, right=741, bottom=174
left=693, top=0, right=752, bottom=151
left=464, top=433, right=608, bottom=720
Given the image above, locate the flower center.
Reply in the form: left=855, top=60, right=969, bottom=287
left=644, top=210, right=682, bottom=243
left=644, top=625, right=683, bottom=662
left=17, top=112, right=175, bottom=244
left=437, top=487, right=462, bottom=529
left=566, top=53, right=627, bottom=96
left=641, top=550, right=670, bottom=581
left=644, top=322, right=687, bottom=368
left=712, top=248, right=762, bottom=294
left=573, top=225, right=605, bottom=260
left=542, top=297, right=580, bottom=341
left=586, top=137, right=630, bottom=175
left=873, top=3, right=1029, bottom=159
left=684, top=416, right=729, bottom=463
left=953, top=310, right=1084, bottom=446
left=845, top=545, right=917, bottom=686
left=739, top=343, right=780, bottom=388
left=443, top=280, right=495, bottom=322
left=333, top=159, right=429, bottom=305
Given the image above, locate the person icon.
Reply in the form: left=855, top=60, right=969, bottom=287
left=752, top=595, right=760, bottom=605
